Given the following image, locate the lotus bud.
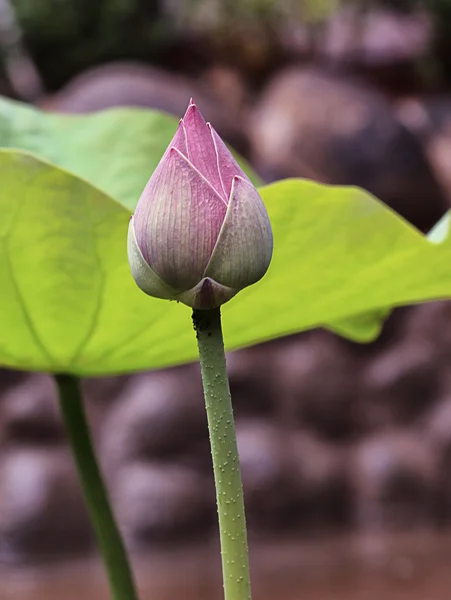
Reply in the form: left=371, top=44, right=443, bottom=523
left=128, top=100, right=273, bottom=309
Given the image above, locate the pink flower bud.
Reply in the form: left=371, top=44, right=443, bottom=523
left=128, top=100, right=273, bottom=309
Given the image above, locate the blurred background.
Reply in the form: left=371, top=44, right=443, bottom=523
left=2, top=0, right=451, bottom=598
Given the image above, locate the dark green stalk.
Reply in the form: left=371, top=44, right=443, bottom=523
left=193, top=307, right=252, bottom=600
left=55, top=374, right=138, bottom=600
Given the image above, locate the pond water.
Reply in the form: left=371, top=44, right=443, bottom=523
left=1, top=531, right=451, bottom=600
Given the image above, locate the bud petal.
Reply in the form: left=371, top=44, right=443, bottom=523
left=176, top=277, right=238, bottom=310
left=134, top=147, right=227, bottom=289
left=209, top=125, right=251, bottom=199
left=127, top=217, right=178, bottom=299
left=168, top=119, right=189, bottom=156
left=205, top=176, right=273, bottom=289
left=183, top=103, right=225, bottom=200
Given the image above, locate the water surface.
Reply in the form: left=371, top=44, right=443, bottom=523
left=2, top=531, right=450, bottom=600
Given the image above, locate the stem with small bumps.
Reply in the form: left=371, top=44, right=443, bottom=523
left=193, top=307, right=252, bottom=600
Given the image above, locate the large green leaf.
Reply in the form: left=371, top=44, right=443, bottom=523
left=1, top=150, right=450, bottom=376
left=0, top=96, right=385, bottom=341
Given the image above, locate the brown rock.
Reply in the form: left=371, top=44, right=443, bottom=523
left=0, top=77, right=14, bottom=98
left=322, top=7, right=432, bottom=68
left=422, top=395, right=451, bottom=520
left=0, top=447, right=92, bottom=562
left=201, top=66, right=249, bottom=124
left=81, top=375, right=129, bottom=405
left=237, top=420, right=350, bottom=532
left=361, top=342, right=442, bottom=429
left=226, top=345, right=278, bottom=416
left=112, top=462, right=214, bottom=546
left=100, top=366, right=208, bottom=469
left=422, top=394, right=451, bottom=466
left=289, top=432, right=350, bottom=530
left=0, top=369, right=26, bottom=394
left=249, top=67, right=445, bottom=231
left=80, top=375, right=130, bottom=439
left=40, top=62, right=246, bottom=151
left=399, top=301, right=451, bottom=363
left=397, top=96, right=451, bottom=205
left=237, top=420, right=299, bottom=530
left=0, top=374, right=63, bottom=445
left=350, top=431, right=439, bottom=530
left=273, top=332, right=359, bottom=440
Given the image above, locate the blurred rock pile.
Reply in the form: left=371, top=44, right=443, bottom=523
left=2, top=0, right=451, bottom=565
left=1, top=299, right=451, bottom=562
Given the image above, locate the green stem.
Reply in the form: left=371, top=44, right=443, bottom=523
left=193, top=307, right=252, bottom=600
left=55, top=374, right=138, bottom=600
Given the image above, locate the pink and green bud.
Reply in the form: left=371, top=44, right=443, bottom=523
left=128, top=100, right=273, bottom=309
